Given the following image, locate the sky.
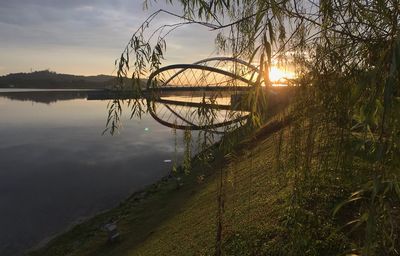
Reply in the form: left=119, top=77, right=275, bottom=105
left=0, top=0, right=219, bottom=76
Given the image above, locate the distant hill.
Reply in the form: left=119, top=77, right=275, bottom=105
left=0, top=70, right=118, bottom=89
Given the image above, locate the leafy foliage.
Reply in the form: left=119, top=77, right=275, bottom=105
left=108, top=0, right=400, bottom=254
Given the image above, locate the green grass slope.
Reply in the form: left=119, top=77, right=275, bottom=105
left=31, top=116, right=357, bottom=256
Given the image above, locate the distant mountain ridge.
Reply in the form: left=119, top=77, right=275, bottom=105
left=0, top=70, right=118, bottom=89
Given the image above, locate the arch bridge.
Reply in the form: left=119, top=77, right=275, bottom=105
left=144, top=57, right=261, bottom=132
left=146, top=57, right=260, bottom=92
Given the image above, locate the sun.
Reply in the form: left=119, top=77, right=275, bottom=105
left=269, top=66, right=295, bottom=85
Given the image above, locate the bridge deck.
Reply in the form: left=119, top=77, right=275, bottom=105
left=144, top=86, right=253, bottom=92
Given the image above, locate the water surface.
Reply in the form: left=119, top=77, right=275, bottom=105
left=0, top=89, right=182, bottom=255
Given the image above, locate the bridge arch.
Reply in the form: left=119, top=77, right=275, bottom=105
left=146, top=57, right=261, bottom=91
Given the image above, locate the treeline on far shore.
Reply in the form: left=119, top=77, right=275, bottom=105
left=0, top=70, right=120, bottom=89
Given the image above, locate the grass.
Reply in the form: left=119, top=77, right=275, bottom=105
left=30, top=112, right=364, bottom=256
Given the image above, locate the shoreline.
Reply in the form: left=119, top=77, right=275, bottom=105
left=28, top=139, right=222, bottom=256
left=27, top=169, right=178, bottom=255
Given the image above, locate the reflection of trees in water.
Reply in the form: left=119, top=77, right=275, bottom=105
left=0, top=91, right=89, bottom=104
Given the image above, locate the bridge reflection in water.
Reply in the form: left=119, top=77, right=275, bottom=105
left=88, top=90, right=251, bottom=133
left=146, top=91, right=250, bottom=133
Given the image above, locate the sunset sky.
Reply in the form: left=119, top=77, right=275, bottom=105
left=0, top=0, right=219, bottom=76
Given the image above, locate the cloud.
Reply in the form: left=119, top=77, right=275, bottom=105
left=0, top=1, right=140, bottom=48
left=0, top=0, right=217, bottom=75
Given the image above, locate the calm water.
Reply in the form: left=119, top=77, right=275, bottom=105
left=0, top=90, right=184, bottom=255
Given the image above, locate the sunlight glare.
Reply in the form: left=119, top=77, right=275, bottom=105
left=269, top=66, right=295, bottom=86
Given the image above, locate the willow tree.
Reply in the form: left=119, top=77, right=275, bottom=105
left=113, top=1, right=400, bottom=255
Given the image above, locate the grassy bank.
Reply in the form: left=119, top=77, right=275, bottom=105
left=30, top=108, right=375, bottom=255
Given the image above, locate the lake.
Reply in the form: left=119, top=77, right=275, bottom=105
left=0, top=89, right=188, bottom=256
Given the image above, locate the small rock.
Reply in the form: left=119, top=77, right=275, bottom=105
left=103, top=223, right=120, bottom=243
